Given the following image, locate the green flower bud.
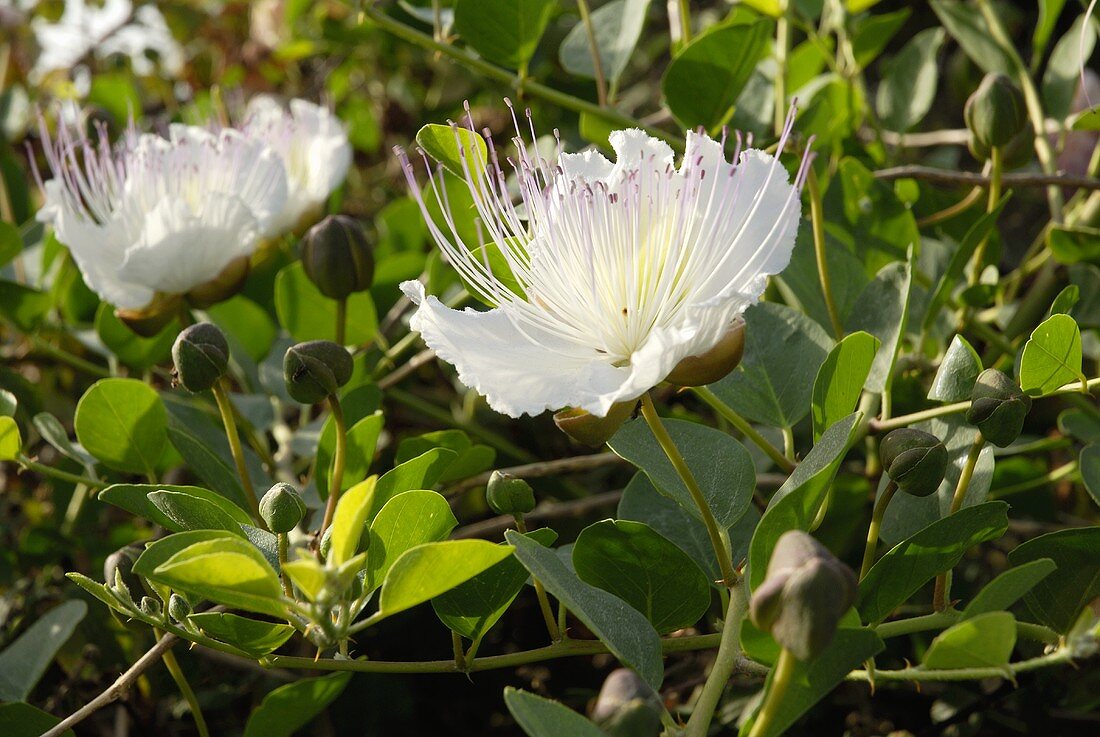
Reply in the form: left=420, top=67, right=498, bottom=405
left=139, top=596, right=162, bottom=618
left=665, top=318, right=746, bottom=387
left=485, top=471, right=536, bottom=515
left=968, top=124, right=1034, bottom=169
left=187, top=255, right=250, bottom=309
left=554, top=400, right=636, bottom=447
left=749, top=530, right=857, bottom=661
left=103, top=545, right=143, bottom=601
left=966, top=368, right=1032, bottom=447
left=301, top=215, right=375, bottom=300
left=964, top=73, right=1027, bottom=151
left=168, top=593, right=192, bottom=623
left=879, top=428, right=949, bottom=497
left=283, top=340, right=353, bottom=403
left=260, top=482, right=307, bottom=533
left=172, top=322, right=230, bottom=392
left=319, top=526, right=333, bottom=560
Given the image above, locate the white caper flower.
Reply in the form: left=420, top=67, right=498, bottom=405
left=242, top=96, right=352, bottom=234
left=35, top=118, right=287, bottom=311
left=397, top=105, right=809, bottom=418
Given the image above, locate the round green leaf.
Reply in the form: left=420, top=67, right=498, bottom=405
left=74, top=378, right=167, bottom=476
left=274, top=262, right=377, bottom=345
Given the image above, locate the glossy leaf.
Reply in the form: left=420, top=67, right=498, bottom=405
left=147, top=489, right=248, bottom=535
left=573, top=520, right=710, bottom=633
left=100, top=483, right=253, bottom=530
left=364, top=489, right=458, bottom=591
left=330, top=475, right=378, bottom=567
left=274, top=261, right=377, bottom=344
left=858, top=502, right=1010, bottom=624
left=74, top=378, right=166, bottom=477
left=928, top=335, right=982, bottom=402
left=415, top=123, right=488, bottom=179
left=1008, top=527, right=1100, bottom=633
left=1019, top=313, right=1083, bottom=396
left=811, top=331, right=879, bottom=440
left=318, top=412, right=383, bottom=496
left=846, top=256, right=913, bottom=394
left=662, top=20, right=771, bottom=132
left=609, top=416, right=754, bottom=528
left=94, top=303, right=176, bottom=370
left=507, top=530, right=664, bottom=689
left=188, top=612, right=295, bottom=658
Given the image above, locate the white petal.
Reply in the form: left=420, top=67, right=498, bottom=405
left=558, top=149, right=614, bottom=182
left=608, top=129, right=675, bottom=177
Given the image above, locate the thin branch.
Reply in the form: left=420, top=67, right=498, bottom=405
left=446, top=452, right=624, bottom=494
left=41, top=633, right=178, bottom=737
left=874, top=166, right=1100, bottom=190
left=377, top=348, right=437, bottom=389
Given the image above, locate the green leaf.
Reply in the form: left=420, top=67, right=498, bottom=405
left=329, top=475, right=378, bottom=567
left=1019, top=313, right=1083, bottom=395
left=188, top=612, right=295, bottom=658
left=922, top=611, right=1016, bottom=670
left=274, top=261, right=377, bottom=344
left=608, top=416, right=755, bottom=528
left=811, top=331, right=879, bottom=440
left=709, top=301, right=834, bottom=428
left=164, top=401, right=264, bottom=511
left=453, top=0, right=556, bottom=69
left=395, top=429, right=496, bottom=484
left=796, top=76, right=865, bottom=149
left=74, top=378, right=166, bottom=477
left=858, top=502, right=1010, bottom=624
left=1034, top=0, right=1068, bottom=56
left=846, top=255, right=914, bottom=394
left=0, top=415, right=21, bottom=461
left=0, top=221, right=20, bottom=268
left=572, top=520, right=710, bottom=634
left=133, top=530, right=240, bottom=580
left=738, top=628, right=884, bottom=737
left=928, top=335, right=983, bottom=402
left=1049, top=285, right=1080, bottom=317
left=559, top=0, right=649, bottom=83
left=372, top=448, right=456, bottom=516
left=33, top=412, right=96, bottom=470
left=207, top=295, right=278, bottom=363
left=0, top=281, right=50, bottom=331
left=618, top=472, right=758, bottom=585
left=1048, top=225, right=1100, bottom=265
left=364, top=489, right=458, bottom=591
left=876, top=27, right=945, bottom=131
left=1041, top=14, right=1098, bottom=119
left=930, top=0, right=1014, bottom=74
left=100, top=483, right=253, bottom=530
left=749, top=414, right=861, bottom=589
left=1082, top=444, right=1100, bottom=507
left=503, top=687, right=607, bottom=737
left=147, top=490, right=248, bottom=535
left=317, top=412, right=383, bottom=496
left=961, top=558, right=1057, bottom=619
left=506, top=530, right=664, bottom=689
left=1008, top=527, right=1100, bottom=633
left=314, top=384, right=382, bottom=498
left=149, top=535, right=287, bottom=619
left=849, top=8, right=910, bottom=69
left=0, top=601, right=86, bottom=701
left=243, top=673, right=351, bottom=737
left=0, top=702, right=74, bottom=737
left=432, top=529, right=558, bottom=642
left=415, top=123, right=489, bottom=179
left=662, top=20, right=771, bottom=132
left=93, top=303, right=176, bottom=370
left=779, top=229, right=868, bottom=331
left=375, top=540, right=515, bottom=620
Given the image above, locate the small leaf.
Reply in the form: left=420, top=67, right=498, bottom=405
left=415, top=123, right=489, bottom=179
left=243, top=673, right=351, bottom=737
left=928, top=335, right=982, bottom=402
left=846, top=255, right=914, bottom=394
left=662, top=20, right=771, bottom=132
left=1048, top=285, right=1080, bottom=317
left=188, top=613, right=295, bottom=658
left=609, top=416, right=754, bottom=528
left=1008, top=527, right=1100, bottom=633
left=363, top=489, right=458, bottom=591
left=572, top=520, right=710, bottom=633
left=330, top=475, right=378, bottom=567
left=1048, top=225, right=1100, bottom=265
left=506, top=530, right=664, bottom=689
left=100, top=484, right=253, bottom=531
left=559, top=0, right=650, bottom=83
left=504, top=687, right=606, bottom=737
left=858, top=502, right=1010, bottom=624
left=375, top=540, right=515, bottom=620
left=274, top=262, right=377, bottom=344
left=876, top=27, right=945, bottom=131
left=317, top=413, right=383, bottom=496
left=811, top=331, right=879, bottom=440
left=961, top=558, right=1057, bottom=619
left=1019, top=313, right=1083, bottom=395
left=74, top=378, right=166, bottom=477
left=147, top=490, right=247, bottom=535
left=372, top=448, right=457, bottom=517
left=1040, top=14, right=1098, bottom=119
left=454, top=0, right=556, bottom=69
left=0, top=601, right=87, bottom=701
left=93, top=303, right=176, bottom=370
left=0, top=416, right=21, bottom=461
left=930, top=0, right=1014, bottom=74
left=922, top=611, right=1016, bottom=670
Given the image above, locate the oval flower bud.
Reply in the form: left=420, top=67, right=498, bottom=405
left=301, top=215, right=375, bottom=300
left=139, top=596, right=162, bottom=618
left=966, top=368, right=1032, bottom=447
left=168, top=593, right=192, bottom=623
left=749, top=530, right=857, bottom=661
left=103, top=545, right=143, bottom=601
left=968, top=124, right=1034, bottom=169
left=485, top=471, right=536, bottom=515
left=553, top=401, right=636, bottom=447
left=964, top=73, right=1027, bottom=150
left=879, top=428, right=949, bottom=497
left=260, top=482, right=307, bottom=533
left=172, top=322, right=230, bottom=392
left=283, top=340, right=353, bottom=403
left=665, top=318, right=746, bottom=387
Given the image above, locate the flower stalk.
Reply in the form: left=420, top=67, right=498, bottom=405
left=694, top=387, right=796, bottom=474
left=514, top=514, right=562, bottom=642
left=807, top=167, right=845, bottom=339
left=746, top=646, right=798, bottom=737
left=159, top=641, right=211, bottom=737
left=860, top=481, right=897, bottom=579
left=211, top=378, right=260, bottom=520
left=318, top=393, right=348, bottom=538
left=933, top=432, right=985, bottom=610
left=683, top=577, right=748, bottom=737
